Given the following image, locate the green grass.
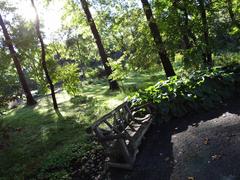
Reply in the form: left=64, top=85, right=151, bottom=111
left=0, top=70, right=163, bottom=179
left=0, top=95, right=97, bottom=179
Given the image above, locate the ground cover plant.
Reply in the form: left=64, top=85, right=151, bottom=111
left=132, top=64, right=240, bottom=122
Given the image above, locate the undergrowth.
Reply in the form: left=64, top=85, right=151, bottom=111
left=132, top=64, right=240, bottom=122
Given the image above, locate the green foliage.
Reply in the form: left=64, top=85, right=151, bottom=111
left=55, top=64, right=80, bottom=96
left=0, top=49, right=20, bottom=97
left=109, top=57, right=128, bottom=81
left=214, top=52, right=240, bottom=66
left=85, top=67, right=105, bottom=79
left=132, top=64, right=240, bottom=122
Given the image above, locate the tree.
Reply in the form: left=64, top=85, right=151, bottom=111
left=79, top=0, right=119, bottom=90
left=197, top=0, right=213, bottom=65
left=226, top=0, right=240, bottom=29
left=0, top=14, right=36, bottom=105
left=141, top=0, right=176, bottom=77
left=31, top=0, right=59, bottom=110
left=172, top=0, right=197, bottom=49
left=65, top=35, right=88, bottom=79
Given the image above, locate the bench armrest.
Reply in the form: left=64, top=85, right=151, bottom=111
left=130, top=103, right=152, bottom=123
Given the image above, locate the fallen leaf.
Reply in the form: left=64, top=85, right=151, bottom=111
left=211, top=154, right=221, bottom=161
left=203, top=138, right=209, bottom=145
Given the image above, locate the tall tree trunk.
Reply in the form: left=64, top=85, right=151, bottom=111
left=31, top=0, right=59, bottom=110
left=0, top=14, right=36, bottom=106
left=141, top=0, right=176, bottom=77
left=80, top=0, right=119, bottom=90
left=198, top=0, right=213, bottom=65
left=226, top=0, right=240, bottom=29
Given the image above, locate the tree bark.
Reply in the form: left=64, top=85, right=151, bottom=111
left=180, top=9, right=191, bottom=48
left=80, top=0, right=119, bottom=90
left=0, top=14, right=36, bottom=106
left=31, top=0, right=59, bottom=110
left=226, top=0, right=240, bottom=29
left=141, top=0, right=176, bottom=77
left=198, top=0, right=213, bottom=65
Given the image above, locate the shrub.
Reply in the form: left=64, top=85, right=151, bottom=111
left=55, top=64, right=80, bottom=96
left=131, top=64, right=240, bottom=122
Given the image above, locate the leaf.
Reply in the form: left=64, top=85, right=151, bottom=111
left=211, top=154, right=221, bottom=161
left=203, top=138, right=209, bottom=145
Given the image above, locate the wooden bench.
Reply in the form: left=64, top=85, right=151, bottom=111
left=91, top=101, right=152, bottom=169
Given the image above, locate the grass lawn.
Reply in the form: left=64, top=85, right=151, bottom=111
left=0, top=70, right=163, bottom=179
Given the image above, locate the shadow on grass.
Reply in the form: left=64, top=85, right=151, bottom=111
left=0, top=102, right=93, bottom=179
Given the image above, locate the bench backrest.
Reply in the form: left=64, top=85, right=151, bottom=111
left=91, top=101, right=133, bottom=144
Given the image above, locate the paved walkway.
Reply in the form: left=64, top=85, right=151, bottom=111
left=109, top=97, right=240, bottom=180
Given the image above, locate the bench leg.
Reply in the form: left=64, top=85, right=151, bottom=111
left=118, top=139, right=134, bottom=164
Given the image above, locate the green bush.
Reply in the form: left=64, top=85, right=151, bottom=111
left=131, top=64, right=240, bottom=122
left=55, top=64, right=80, bottom=96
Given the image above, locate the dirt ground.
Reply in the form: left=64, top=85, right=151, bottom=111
left=109, top=97, right=240, bottom=180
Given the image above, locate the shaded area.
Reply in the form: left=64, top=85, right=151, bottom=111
left=109, top=96, right=240, bottom=180
left=0, top=93, right=104, bottom=179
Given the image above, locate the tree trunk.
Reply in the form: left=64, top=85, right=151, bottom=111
left=0, top=14, right=36, bottom=106
left=31, top=0, right=59, bottom=110
left=141, top=0, right=176, bottom=77
left=80, top=0, right=119, bottom=90
left=226, top=0, right=240, bottom=29
left=198, top=0, right=213, bottom=65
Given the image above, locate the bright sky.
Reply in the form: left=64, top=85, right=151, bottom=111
left=8, top=0, right=64, bottom=41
